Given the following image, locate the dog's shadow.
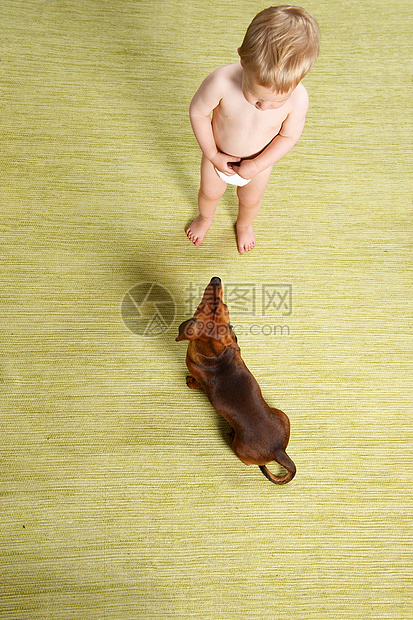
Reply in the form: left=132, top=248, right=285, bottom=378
left=185, top=379, right=234, bottom=451
left=215, top=413, right=233, bottom=449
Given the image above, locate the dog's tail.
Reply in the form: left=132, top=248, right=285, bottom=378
left=259, top=450, right=296, bottom=485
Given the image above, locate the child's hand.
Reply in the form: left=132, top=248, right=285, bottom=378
left=235, top=159, right=260, bottom=180
left=211, top=152, right=241, bottom=175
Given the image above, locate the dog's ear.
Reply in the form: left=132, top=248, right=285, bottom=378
left=176, top=318, right=201, bottom=341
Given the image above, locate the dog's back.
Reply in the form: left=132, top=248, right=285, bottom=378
left=177, top=278, right=296, bottom=485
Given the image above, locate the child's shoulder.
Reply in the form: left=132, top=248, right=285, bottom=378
left=289, top=82, right=309, bottom=111
left=196, top=64, right=241, bottom=100
left=204, top=63, right=241, bottom=87
left=293, top=82, right=309, bottom=98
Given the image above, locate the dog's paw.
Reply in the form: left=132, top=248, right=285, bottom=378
left=186, top=375, right=201, bottom=389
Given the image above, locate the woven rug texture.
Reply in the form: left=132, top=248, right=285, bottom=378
left=1, top=1, right=412, bottom=618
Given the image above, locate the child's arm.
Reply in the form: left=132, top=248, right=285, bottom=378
left=189, top=72, right=241, bottom=175
left=237, top=88, right=309, bottom=179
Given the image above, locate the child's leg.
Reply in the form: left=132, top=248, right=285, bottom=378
left=236, top=165, right=273, bottom=253
left=186, top=155, right=227, bottom=247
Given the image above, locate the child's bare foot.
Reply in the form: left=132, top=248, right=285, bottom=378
left=186, top=215, right=213, bottom=247
left=236, top=223, right=256, bottom=254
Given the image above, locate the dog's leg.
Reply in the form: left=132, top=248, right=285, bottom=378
left=186, top=375, right=202, bottom=389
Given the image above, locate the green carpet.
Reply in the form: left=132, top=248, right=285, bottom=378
left=1, top=1, right=412, bottom=618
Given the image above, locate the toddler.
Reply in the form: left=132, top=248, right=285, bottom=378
left=186, top=5, right=320, bottom=253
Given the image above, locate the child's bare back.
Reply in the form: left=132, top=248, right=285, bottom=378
left=186, top=6, right=320, bottom=253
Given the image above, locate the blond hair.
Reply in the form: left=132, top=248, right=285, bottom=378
left=238, top=5, right=320, bottom=93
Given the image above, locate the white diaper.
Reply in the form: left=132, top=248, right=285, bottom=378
left=214, top=167, right=251, bottom=187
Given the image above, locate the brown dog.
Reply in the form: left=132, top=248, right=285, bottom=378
left=176, top=277, right=296, bottom=484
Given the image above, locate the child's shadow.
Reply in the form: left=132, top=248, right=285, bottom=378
left=121, top=21, right=239, bottom=219
left=121, top=27, right=200, bottom=206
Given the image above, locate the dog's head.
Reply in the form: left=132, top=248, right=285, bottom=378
left=176, top=277, right=237, bottom=347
